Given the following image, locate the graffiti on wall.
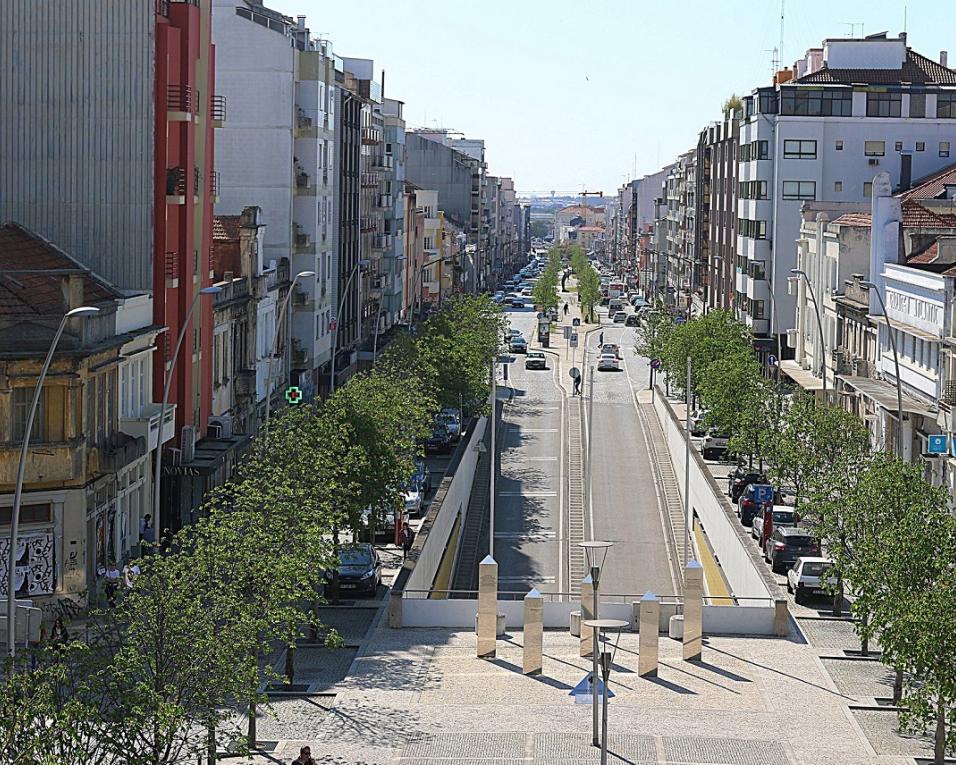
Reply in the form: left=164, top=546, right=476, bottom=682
left=0, top=532, right=55, bottom=598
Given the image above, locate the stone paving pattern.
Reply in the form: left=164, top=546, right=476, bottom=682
left=819, top=657, right=896, bottom=699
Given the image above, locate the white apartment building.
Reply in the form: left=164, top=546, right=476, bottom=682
left=212, top=0, right=336, bottom=401
left=381, top=97, right=407, bottom=332
left=737, top=33, right=956, bottom=356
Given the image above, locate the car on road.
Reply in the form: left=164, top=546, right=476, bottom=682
left=701, top=432, right=730, bottom=461
left=766, top=527, right=820, bottom=573
left=438, top=409, right=462, bottom=440
left=737, top=483, right=773, bottom=526
left=597, top=353, right=621, bottom=371
left=624, top=314, right=640, bottom=327
left=630, top=295, right=648, bottom=308
left=689, top=409, right=709, bottom=437
left=404, top=486, right=424, bottom=517
left=510, top=335, right=528, bottom=353
left=511, top=299, right=527, bottom=310
left=613, top=311, right=628, bottom=323
left=608, top=298, right=624, bottom=314
left=727, top=466, right=765, bottom=502
left=601, top=343, right=622, bottom=359
left=502, top=294, right=517, bottom=306
left=751, top=505, right=799, bottom=541
left=425, top=424, right=453, bottom=453
left=787, top=557, right=838, bottom=604
left=332, top=543, right=382, bottom=596
left=525, top=350, right=547, bottom=370
left=505, top=327, right=522, bottom=340
left=492, top=291, right=505, bottom=304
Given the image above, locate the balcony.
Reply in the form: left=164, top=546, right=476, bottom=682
left=943, top=379, right=956, bottom=407
left=360, top=217, right=378, bottom=233
left=371, top=155, right=393, bottom=172
left=371, top=233, right=392, bottom=251
left=361, top=173, right=379, bottom=188
left=294, top=232, right=315, bottom=255
left=167, top=84, right=193, bottom=121
left=0, top=440, right=87, bottom=485
left=361, top=126, right=382, bottom=145
left=211, top=94, right=226, bottom=127
left=295, top=113, right=317, bottom=139
left=120, top=403, right=176, bottom=453
left=295, top=172, right=316, bottom=196
left=165, top=167, right=186, bottom=204
left=164, top=251, right=179, bottom=288
left=209, top=171, right=220, bottom=203
left=374, top=194, right=393, bottom=210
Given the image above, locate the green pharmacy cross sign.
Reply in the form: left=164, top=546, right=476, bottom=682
left=284, top=386, right=304, bottom=405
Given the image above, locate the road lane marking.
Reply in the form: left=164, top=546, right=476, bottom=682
left=508, top=427, right=559, bottom=432
left=498, top=491, right=558, bottom=497
left=494, top=531, right=558, bottom=539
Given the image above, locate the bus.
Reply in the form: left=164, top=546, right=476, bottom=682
left=608, top=281, right=625, bottom=299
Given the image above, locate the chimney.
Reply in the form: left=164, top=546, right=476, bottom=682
left=63, top=274, right=84, bottom=310
left=296, top=15, right=306, bottom=30
left=899, top=32, right=907, bottom=45
left=941, top=51, right=949, bottom=68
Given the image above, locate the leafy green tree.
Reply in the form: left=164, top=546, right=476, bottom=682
left=531, top=268, right=559, bottom=311
left=659, top=309, right=753, bottom=395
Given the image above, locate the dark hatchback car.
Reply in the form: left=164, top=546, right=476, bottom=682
left=425, top=424, right=453, bottom=453
left=765, top=527, right=820, bottom=574
left=332, top=543, right=382, bottom=596
left=728, top=467, right=766, bottom=503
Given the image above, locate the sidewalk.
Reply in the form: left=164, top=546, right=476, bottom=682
left=544, top=278, right=603, bottom=398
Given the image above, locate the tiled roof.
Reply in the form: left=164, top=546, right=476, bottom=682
left=901, top=201, right=956, bottom=228
left=907, top=242, right=939, bottom=264
left=831, top=213, right=872, bottom=227
left=796, top=49, right=956, bottom=85
left=0, top=223, right=119, bottom=317
left=213, top=215, right=241, bottom=241
left=899, top=162, right=956, bottom=201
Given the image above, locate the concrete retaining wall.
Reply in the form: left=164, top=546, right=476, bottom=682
left=653, top=391, right=775, bottom=601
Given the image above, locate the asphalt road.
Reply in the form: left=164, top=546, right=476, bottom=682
left=491, top=301, right=680, bottom=600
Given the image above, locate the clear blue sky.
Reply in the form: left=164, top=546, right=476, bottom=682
left=264, top=0, right=954, bottom=195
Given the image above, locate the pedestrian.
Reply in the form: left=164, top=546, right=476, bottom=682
left=573, top=375, right=582, bottom=396
left=140, top=513, right=155, bottom=555
left=104, top=561, right=121, bottom=608
left=291, top=745, right=317, bottom=765
left=563, top=303, right=569, bottom=316
left=599, top=331, right=604, bottom=346
left=401, top=523, right=415, bottom=560
left=123, top=560, right=141, bottom=589
left=50, top=616, right=69, bottom=647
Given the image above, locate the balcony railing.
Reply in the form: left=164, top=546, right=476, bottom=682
left=164, top=251, right=179, bottom=285
left=210, top=171, right=220, bottom=200
left=210, top=94, right=226, bottom=126
left=361, top=173, right=379, bottom=187
left=165, top=167, right=186, bottom=200
left=943, top=380, right=956, bottom=407
left=360, top=217, right=378, bottom=232
left=167, top=84, right=193, bottom=113
left=361, top=127, right=382, bottom=145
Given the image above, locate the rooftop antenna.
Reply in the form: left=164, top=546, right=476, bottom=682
left=778, top=0, right=785, bottom=67
left=903, top=4, right=908, bottom=35
left=842, top=22, right=864, bottom=38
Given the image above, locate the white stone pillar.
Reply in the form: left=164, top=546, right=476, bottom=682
left=579, top=574, right=594, bottom=658
left=523, top=588, right=543, bottom=675
left=638, top=592, right=660, bottom=678
left=683, top=560, right=703, bottom=661
left=477, top=555, right=498, bottom=658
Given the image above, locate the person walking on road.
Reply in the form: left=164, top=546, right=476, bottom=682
left=573, top=374, right=582, bottom=396
left=563, top=303, right=569, bottom=316
left=401, top=523, right=415, bottom=559
left=104, top=561, right=121, bottom=608
left=599, top=331, right=604, bottom=347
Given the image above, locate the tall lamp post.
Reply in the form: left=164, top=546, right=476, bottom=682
left=7, top=305, right=100, bottom=656
left=329, top=260, right=368, bottom=395
left=791, top=268, right=828, bottom=396
left=262, top=270, right=315, bottom=443
left=582, top=619, right=627, bottom=765
left=153, top=286, right=222, bottom=539
left=411, top=255, right=452, bottom=322
left=579, top=540, right=613, bottom=746
left=862, top=281, right=905, bottom=455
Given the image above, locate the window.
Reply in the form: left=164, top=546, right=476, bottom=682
left=864, top=141, right=885, bottom=156
left=910, top=92, right=926, bottom=118
left=751, top=299, right=766, bottom=319
left=782, top=181, right=816, bottom=200
left=11, top=387, right=46, bottom=443
left=917, top=141, right=925, bottom=152
left=780, top=88, right=853, bottom=116
left=866, top=91, right=902, bottom=117
left=895, top=141, right=903, bottom=152
left=835, top=140, right=844, bottom=151
left=937, top=92, right=956, bottom=119
left=758, top=89, right=778, bottom=115
left=784, top=139, right=816, bottom=159
left=834, top=181, right=843, bottom=192
left=749, top=261, right=766, bottom=280
left=753, top=140, right=769, bottom=160
left=941, top=141, right=951, bottom=158
left=863, top=182, right=873, bottom=198
left=739, top=180, right=768, bottom=200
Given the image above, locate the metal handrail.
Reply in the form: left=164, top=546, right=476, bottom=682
left=400, top=588, right=777, bottom=607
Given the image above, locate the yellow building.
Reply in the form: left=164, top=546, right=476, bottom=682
left=0, top=224, right=168, bottom=607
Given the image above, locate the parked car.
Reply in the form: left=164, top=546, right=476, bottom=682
left=701, top=432, right=730, bottom=461
left=425, top=424, right=453, bottom=453
left=502, top=294, right=516, bottom=306
left=766, top=527, right=820, bottom=573
left=751, top=505, right=798, bottom=541
left=727, top=465, right=766, bottom=502
left=597, top=353, right=621, bottom=371
left=625, top=314, right=640, bottom=327
left=510, top=335, right=528, bottom=353
left=331, top=543, right=382, bottom=596
left=525, top=350, right=547, bottom=370
left=505, top=327, right=522, bottom=340
left=404, top=486, right=424, bottom=517
left=492, top=291, right=505, bottom=304
left=511, top=299, right=527, bottom=310
left=613, top=311, right=628, bottom=323
left=438, top=408, right=462, bottom=440
left=787, top=557, right=839, bottom=604
left=737, top=483, right=774, bottom=526
left=689, top=409, right=709, bottom=437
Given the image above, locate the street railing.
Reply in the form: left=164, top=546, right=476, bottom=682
left=400, top=588, right=776, bottom=608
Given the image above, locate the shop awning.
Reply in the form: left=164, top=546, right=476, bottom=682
left=837, top=375, right=937, bottom=419
left=779, top=360, right=824, bottom=391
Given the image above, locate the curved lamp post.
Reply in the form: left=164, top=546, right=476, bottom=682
left=579, top=540, right=613, bottom=746
left=329, top=260, right=368, bottom=395
left=791, top=268, right=827, bottom=395
left=7, top=305, right=99, bottom=656
left=152, top=286, right=222, bottom=544
left=262, top=270, right=315, bottom=444
left=862, top=281, right=905, bottom=456
left=411, top=255, right=453, bottom=322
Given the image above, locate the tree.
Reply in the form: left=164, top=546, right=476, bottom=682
left=658, top=309, right=753, bottom=395
left=722, top=94, right=743, bottom=119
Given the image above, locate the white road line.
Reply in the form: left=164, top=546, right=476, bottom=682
left=498, top=491, right=558, bottom=497
left=494, top=531, right=558, bottom=539
left=499, top=575, right=556, bottom=583
left=509, top=427, right=560, bottom=433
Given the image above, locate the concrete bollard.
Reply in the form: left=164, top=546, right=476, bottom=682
left=523, top=588, right=544, bottom=675
left=682, top=560, right=703, bottom=661
left=638, top=592, right=660, bottom=678
left=579, top=574, right=594, bottom=658
left=570, top=610, right=581, bottom=637
left=477, top=555, right=498, bottom=658
left=774, top=598, right=789, bottom=637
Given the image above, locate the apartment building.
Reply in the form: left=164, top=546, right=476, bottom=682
left=736, top=33, right=956, bottom=361
left=212, top=1, right=337, bottom=402
left=0, top=224, right=168, bottom=603
left=381, top=98, right=407, bottom=331
left=698, top=115, right=740, bottom=311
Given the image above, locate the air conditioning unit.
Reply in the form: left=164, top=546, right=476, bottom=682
left=181, top=425, right=196, bottom=463
left=868, top=158, right=880, bottom=166
left=209, top=415, right=234, bottom=438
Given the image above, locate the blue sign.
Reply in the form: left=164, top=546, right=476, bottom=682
left=650, top=358, right=662, bottom=370
left=572, top=317, right=581, bottom=327
left=928, top=435, right=949, bottom=454
left=767, top=354, right=778, bottom=367
left=674, top=316, right=687, bottom=325
left=753, top=484, right=774, bottom=504
left=569, top=673, right=615, bottom=704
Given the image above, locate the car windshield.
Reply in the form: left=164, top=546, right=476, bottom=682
left=787, top=536, right=815, bottom=547
left=802, top=562, right=832, bottom=577
left=339, top=547, right=372, bottom=566
left=772, top=511, right=795, bottom=523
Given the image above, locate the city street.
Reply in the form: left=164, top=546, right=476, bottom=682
left=493, top=300, right=680, bottom=599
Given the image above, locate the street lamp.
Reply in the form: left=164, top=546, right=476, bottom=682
left=862, top=281, right=905, bottom=456
left=579, top=540, right=613, bottom=746
left=262, top=270, right=316, bottom=444
left=329, top=259, right=369, bottom=395
left=372, top=256, right=406, bottom=366
left=7, top=305, right=99, bottom=656
left=153, top=286, right=222, bottom=542
left=790, top=268, right=828, bottom=395
left=411, top=255, right=452, bottom=321
left=582, top=618, right=627, bottom=765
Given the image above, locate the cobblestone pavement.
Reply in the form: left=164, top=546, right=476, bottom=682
left=795, top=617, right=874, bottom=652
left=851, top=709, right=934, bottom=759
left=819, top=657, right=895, bottom=699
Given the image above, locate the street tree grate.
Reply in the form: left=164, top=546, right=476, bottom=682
left=661, top=736, right=789, bottom=765
left=534, top=732, right=656, bottom=761
left=851, top=708, right=934, bottom=757
left=402, top=732, right=531, bottom=760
